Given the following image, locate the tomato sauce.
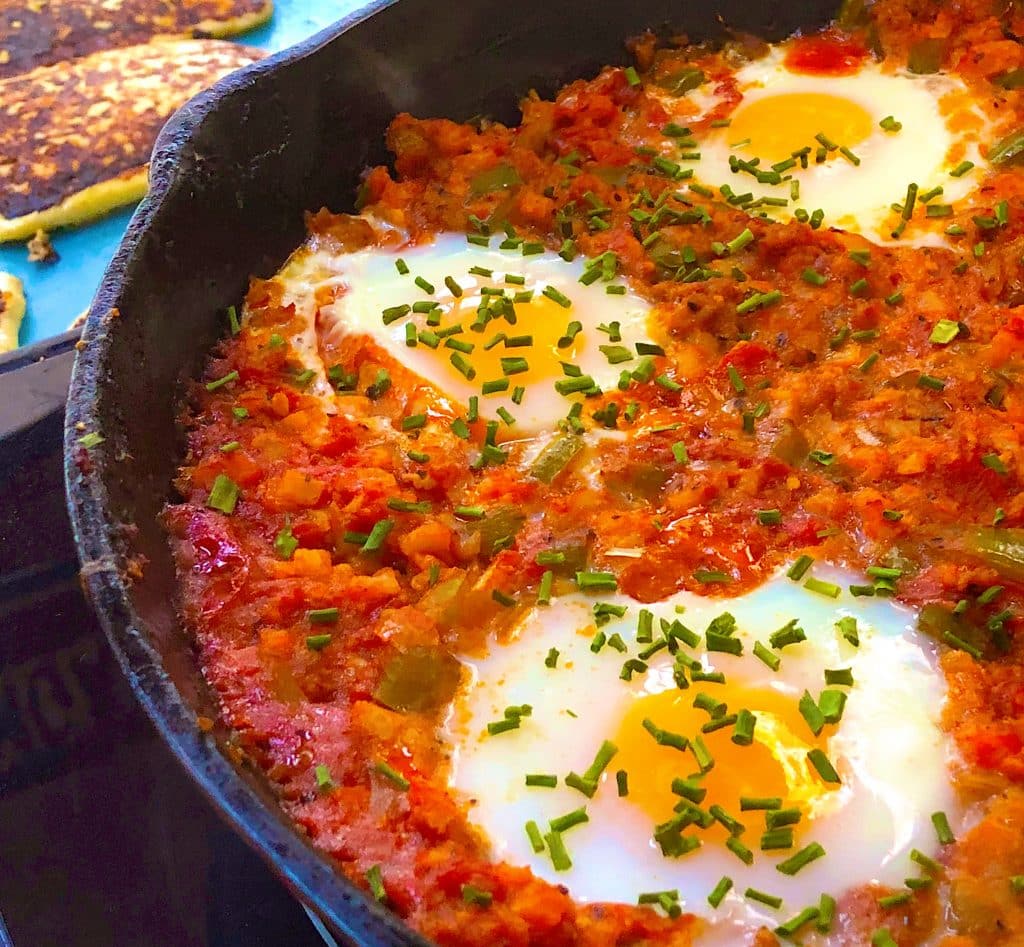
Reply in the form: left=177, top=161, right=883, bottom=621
left=166, top=3, right=1024, bottom=943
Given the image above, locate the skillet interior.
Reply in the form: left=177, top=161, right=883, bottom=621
left=64, top=0, right=838, bottom=941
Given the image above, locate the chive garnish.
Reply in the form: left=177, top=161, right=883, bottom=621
left=708, top=876, right=733, bottom=908
left=816, top=894, right=835, bottom=932
left=374, top=760, right=410, bottom=790
left=207, top=474, right=240, bottom=514
left=745, top=887, right=783, bottom=909
left=804, top=577, right=841, bottom=599
left=807, top=749, right=840, bottom=783
left=787, top=555, right=814, bottom=580
left=365, top=864, right=386, bottom=901
left=544, top=831, right=572, bottom=870
left=550, top=807, right=589, bottom=833
left=461, top=884, right=493, bottom=908
left=741, top=796, right=782, bottom=811
left=362, top=518, right=394, bottom=552
left=932, top=811, right=955, bottom=844
left=766, top=808, right=802, bottom=830
left=576, top=571, right=617, bottom=592
left=777, top=842, right=826, bottom=875
left=753, top=641, right=781, bottom=671
left=761, top=828, right=794, bottom=850
left=726, top=836, right=754, bottom=865
left=206, top=369, right=239, bottom=392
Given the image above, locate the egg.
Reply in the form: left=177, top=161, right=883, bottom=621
left=654, top=48, right=994, bottom=247
left=315, top=234, right=656, bottom=433
left=447, top=567, right=963, bottom=941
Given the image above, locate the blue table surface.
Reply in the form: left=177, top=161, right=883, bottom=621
left=3, top=0, right=365, bottom=348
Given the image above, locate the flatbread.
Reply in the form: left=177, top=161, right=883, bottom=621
left=0, top=38, right=263, bottom=242
left=0, top=0, right=272, bottom=78
left=0, top=272, right=25, bottom=352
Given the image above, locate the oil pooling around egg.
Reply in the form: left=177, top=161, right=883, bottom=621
left=447, top=567, right=963, bottom=944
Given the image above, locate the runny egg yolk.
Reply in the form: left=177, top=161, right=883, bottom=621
left=613, top=684, right=839, bottom=837
left=428, top=291, right=583, bottom=388
left=728, top=92, right=874, bottom=163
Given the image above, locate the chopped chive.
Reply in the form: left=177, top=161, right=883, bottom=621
left=207, top=474, right=240, bottom=514
left=205, top=370, right=239, bottom=392
left=950, top=160, right=974, bottom=177
left=616, top=770, right=629, bottom=796
left=817, top=894, right=836, bottom=933
left=449, top=352, right=476, bottom=380
left=766, top=808, right=802, bottom=830
left=878, top=891, right=911, bottom=909
left=554, top=375, right=596, bottom=395
left=982, top=453, right=1008, bottom=475
left=542, top=285, right=572, bottom=308
left=365, top=864, right=386, bottom=901
left=525, top=773, right=558, bottom=788
left=306, top=634, right=332, bottom=651
left=777, top=842, right=826, bottom=875
left=727, top=836, right=754, bottom=865
left=837, top=616, right=859, bottom=646
left=691, top=735, right=714, bottom=772
left=807, top=749, right=840, bottom=784
left=642, top=718, right=689, bottom=751
left=741, top=796, right=782, bottom=811
left=804, top=577, right=841, bottom=599
left=537, top=570, right=554, bottom=606
left=387, top=497, right=431, bottom=513
left=549, top=807, right=589, bottom=833
left=374, top=760, right=410, bottom=790
left=582, top=740, right=619, bottom=784
left=798, top=691, right=826, bottom=736
left=879, top=115, right=902, bottom=132
left=362, top=519, right=394, bottom=552
left=787, top=555, right=814, bottom=580
left=932, top=811, right=955, bottom=844
left=819, top=689, right=847, bottom=723
left=708, top=876, right=733, bottom=908
left=576, top=571, right=618, bottom=592
left=761, top=828, right=795, bottom=850
left=694, top=569, right=732, bottom=586
left=461, top=884, right=493, bottom=908
left=872, top=929, right=898, bottom=947
left=545, top=831, right=572, bottom=871
left=745, top=887, right=783, bottom=909
left=769, top=620, right=806, bottom=649
left=753, top=641, right=780, bottom=671
left=824, top=667, right=854, bottom=686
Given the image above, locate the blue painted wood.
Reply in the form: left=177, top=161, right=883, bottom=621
left=2, top=0, right=360, bottom=348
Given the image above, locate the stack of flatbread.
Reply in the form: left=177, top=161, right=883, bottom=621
left=0, top=0, right=271, bottom=351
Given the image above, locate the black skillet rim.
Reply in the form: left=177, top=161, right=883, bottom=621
left=62, top=5, right=430, bottom=944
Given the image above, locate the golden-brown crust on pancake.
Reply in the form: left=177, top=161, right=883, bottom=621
left=0, top=38, right=263, bottom=241
left=0, top=0, right=272, bottom=79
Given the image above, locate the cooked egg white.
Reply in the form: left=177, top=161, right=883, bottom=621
left=316, top=234, right=655, bottom=433
left=654, top=48, right=994, bottom=247
left=448, top=567, right=963, bottom=943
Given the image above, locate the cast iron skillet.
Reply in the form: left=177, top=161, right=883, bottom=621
left=64, top=0, right=837, bottom=942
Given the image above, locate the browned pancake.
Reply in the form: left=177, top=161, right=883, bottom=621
left=0, top=0, right=272, bottom=78
left=0, top=38, right=263, bottom=241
